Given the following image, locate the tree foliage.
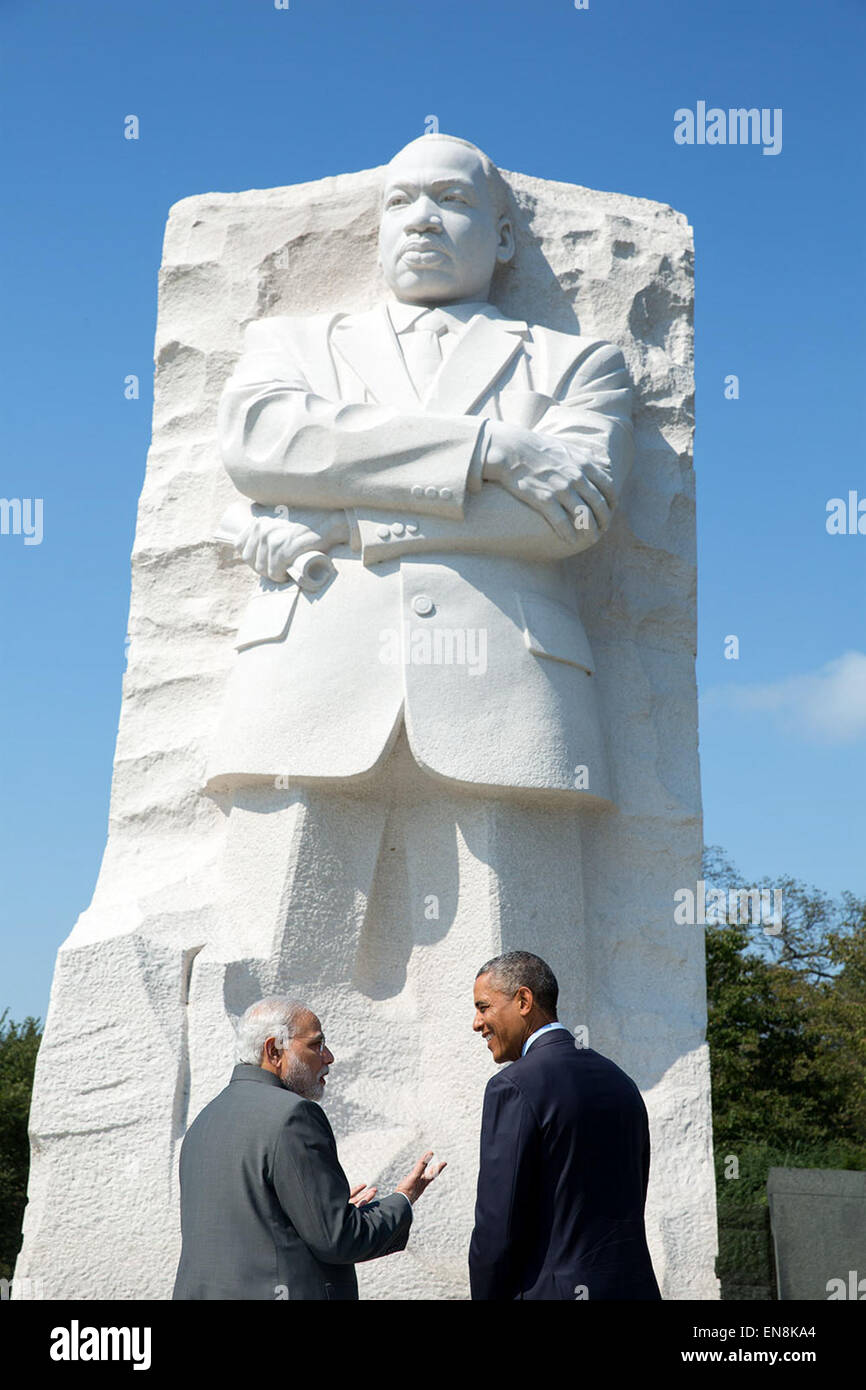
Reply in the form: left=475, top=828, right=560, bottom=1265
left=0, top=1011, right=42, bottom=1279
left=703, top=846, right=866, bottom=1161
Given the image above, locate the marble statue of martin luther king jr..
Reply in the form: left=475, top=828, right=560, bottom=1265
left=207, top=133, right=634, bottom=806
left=191, top=139, right=636, bottom=1281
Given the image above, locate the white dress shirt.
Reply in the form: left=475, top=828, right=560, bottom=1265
left=521, top=1021, right=570, bottom=1057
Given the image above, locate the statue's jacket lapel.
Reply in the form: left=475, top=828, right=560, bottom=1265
left=331, top=304, right=530, bottom=415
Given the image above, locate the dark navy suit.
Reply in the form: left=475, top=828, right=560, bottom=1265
left=469, top=1030, right=661, bottom=1300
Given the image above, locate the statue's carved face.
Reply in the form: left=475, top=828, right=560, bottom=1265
left=378, top=138, right=513, bottom=306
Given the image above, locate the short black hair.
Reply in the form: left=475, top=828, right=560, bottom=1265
left=475, top=951, right=559, bottom=1017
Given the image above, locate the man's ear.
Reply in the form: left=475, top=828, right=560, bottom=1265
left=517, top=986, right=534, bottom=1016
left=496, top=216, right=515, bottom=266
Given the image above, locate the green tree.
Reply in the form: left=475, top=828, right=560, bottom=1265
left=703, top=845, right=866, bottom=1153
left=702, top=848, right=866, bottom=1298
left=812, top=897, right=866, bottom=1141
left=0, top=1012, right=42, bottom=1280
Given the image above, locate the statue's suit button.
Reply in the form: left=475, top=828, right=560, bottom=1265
left=439, top=487, right=453, bottom=500
left=412, top=594, right=434, bottom=617
left=411, top=484, right=424, bottom=497
left=391, top=522, right=405, bottom=536
left=377, top=527, right=391, bottom=540
left=424, top=486, right=438, bottom=499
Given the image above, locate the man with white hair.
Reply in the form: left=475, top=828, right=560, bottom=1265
left=173, top=996, right=445, bottom=1300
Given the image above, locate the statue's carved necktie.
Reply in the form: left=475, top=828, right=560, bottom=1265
left=402, top=309, right=453, bottom=398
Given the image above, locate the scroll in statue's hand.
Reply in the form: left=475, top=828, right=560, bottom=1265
left=239, top=516, right=327, bottom=582
left=216, top=502, right=349, bottom=584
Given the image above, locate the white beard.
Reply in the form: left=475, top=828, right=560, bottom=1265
left=281, top=1054, right=326, bottom=1102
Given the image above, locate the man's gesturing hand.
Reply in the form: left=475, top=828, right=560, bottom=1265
left=395, top=1150, right=447, bottom=1205
left=481, top=420, right=613, bottom=542
left=348, top=1182, right=378, bottom=1208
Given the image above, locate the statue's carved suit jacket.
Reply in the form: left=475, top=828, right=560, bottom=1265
left=206, top=302, right=633, bottom=802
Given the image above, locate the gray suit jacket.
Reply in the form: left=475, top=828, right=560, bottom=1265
left=172, top=1064, right=412, bottom=1300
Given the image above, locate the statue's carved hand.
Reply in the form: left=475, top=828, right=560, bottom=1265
left=237, top=513, right=348, bottom=583
left=481, top=421, right=611, bottom=542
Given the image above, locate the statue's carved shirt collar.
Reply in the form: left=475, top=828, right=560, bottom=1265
left=386, top=299, right=527, bottom=337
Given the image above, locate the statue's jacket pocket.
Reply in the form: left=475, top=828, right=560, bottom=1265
left=234, top=580, right=301, bottom=651
left=516, top=591, right=595, bottom=675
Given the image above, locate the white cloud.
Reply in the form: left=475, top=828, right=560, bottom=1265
left=704, top=650, right=866, bottom=744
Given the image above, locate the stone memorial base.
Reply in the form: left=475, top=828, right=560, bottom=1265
left=15, top=156, right=719, bottom=1300
left=769, top=1167, right=866, bottom=1300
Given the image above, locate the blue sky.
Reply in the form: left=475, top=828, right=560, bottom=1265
left=1, top=0, right=863, bottom=1021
